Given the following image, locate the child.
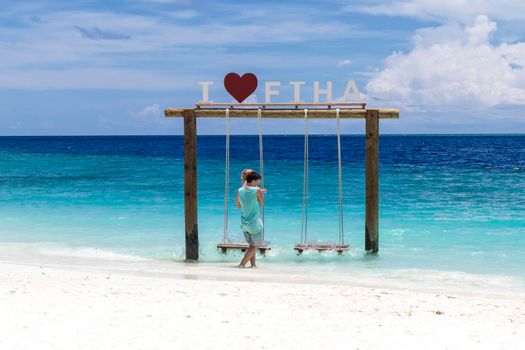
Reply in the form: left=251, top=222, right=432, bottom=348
left=236, top=170, right=265, bottom=268
left=241, top=168, right=256, bottom=185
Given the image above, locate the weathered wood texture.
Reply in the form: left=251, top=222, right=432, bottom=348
left=196, top=102, right=366, bottom=108
left=216, top=242, right=271, bottom=255
left=294, top=244, right=350, bottom=255
left=365, top=110, right=379, bottom=253
left=183, top=109, right=199, bottom=261
left=165, top=108, right=399, bottom=119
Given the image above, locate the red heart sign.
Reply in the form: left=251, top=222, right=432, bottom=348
left=224, top=72, right=258, bottom=103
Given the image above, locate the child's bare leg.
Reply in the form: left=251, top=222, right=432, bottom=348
left=239, top=247, right=257, bottom=267
left=250, top=249, right=258, bottom=267
left=240, top=247, right=256, bottom=267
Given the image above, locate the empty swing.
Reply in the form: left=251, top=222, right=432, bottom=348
left=217, top=108, right=271, bottom=255
left=294, top=108, right=350, bottom=254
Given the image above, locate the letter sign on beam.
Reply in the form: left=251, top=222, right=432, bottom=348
left=342, top=80, right=361, bottom=102
left=198, top=82, right=213, bottom=103
left=314, top=81, right=333, bottom=103
left=265, top=82, right=281, bottom=103
left=289, top=81, right=305, bottom=103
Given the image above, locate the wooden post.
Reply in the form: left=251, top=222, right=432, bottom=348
left=365, top=109, right=379, bottom=253
left=183, top=109, right=199, bottom=261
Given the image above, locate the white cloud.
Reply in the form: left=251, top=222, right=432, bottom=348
left=74, top=26, right=131, bottom=40
left=0, top=7, right=379, bottom=89
left=347, top=0, right=525, bottom=23
left=136, top=104, right=162, bottom=118
left=366, top=15, right=525, bottom=108
left=0, top=68, right=196, bottom=90
left=0, top=9, right=366, bottom=65
left=166, top=10, right=198, bottom=19
left=338, top=59, right=352, bottom=67
left=139, top=0, right=192, bottom=3
left=132, top=103, right=173, bottom=129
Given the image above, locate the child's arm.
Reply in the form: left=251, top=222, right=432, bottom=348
left=256, top=188, right=265, bottom=206
left=236, top=190, right=241, bottom=208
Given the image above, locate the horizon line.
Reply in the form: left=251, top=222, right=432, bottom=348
left=1, top=133, right=524, bottom=137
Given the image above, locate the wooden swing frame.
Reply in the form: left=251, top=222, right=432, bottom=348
left=165, top=103, right=399, bottom=261
left=294, top=243, right=349, bottom=255
left=217, top=242, right=270, bottom=255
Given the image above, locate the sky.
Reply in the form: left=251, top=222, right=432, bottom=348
left=1, top=0, right=524, bottom=135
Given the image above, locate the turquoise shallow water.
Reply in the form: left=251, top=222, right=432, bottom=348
left=0, top=135, right=523, bottom=287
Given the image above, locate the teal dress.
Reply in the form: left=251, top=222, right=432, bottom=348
left=237, top=186, right=263, bottom=234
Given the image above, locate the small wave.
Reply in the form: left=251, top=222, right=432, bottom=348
left=38, top=247, right=148, bottom=262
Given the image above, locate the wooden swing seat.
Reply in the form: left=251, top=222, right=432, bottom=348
left=294, top=243, right=350, bottom=255
left=217, top=242, right=271, bottom=255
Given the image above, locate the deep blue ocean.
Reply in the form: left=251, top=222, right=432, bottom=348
left=0, top=135, right=523, bottom=286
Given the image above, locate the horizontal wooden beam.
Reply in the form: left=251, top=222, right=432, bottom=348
left=196, top=102, right=366, bottom=108
left=164, top=108, right=399, bottom=119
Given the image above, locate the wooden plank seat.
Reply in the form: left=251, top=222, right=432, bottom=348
left=294, top=243, right=350, bottom=255
left=217, top=242, right=271, bottom=255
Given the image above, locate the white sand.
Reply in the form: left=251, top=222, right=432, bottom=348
left=1, top=251, right=524, bottom=350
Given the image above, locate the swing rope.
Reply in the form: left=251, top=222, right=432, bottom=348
left=299, top=108, right=345, bottom=248
left=336, top=108, right=344, bottom=245
left=223, top=108, right=230, bottom=242
left=223, top=108, right=266, bottom=244
left=257, top=108, right=265, bottom=241
left=301, top=109, right=309, bottom=245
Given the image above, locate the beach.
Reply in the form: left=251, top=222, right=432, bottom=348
left=1, top=135, right=524, bottom=349
left=3, top=0, right=525, bottom=346
left=1, top=250, right=524, bottom=350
